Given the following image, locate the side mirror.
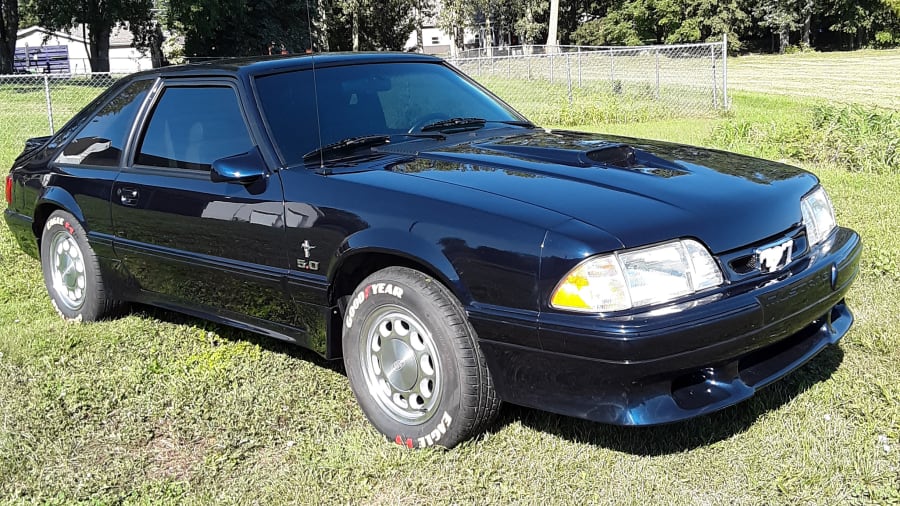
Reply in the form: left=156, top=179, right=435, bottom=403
left=211, top=147, right=267, bottom=184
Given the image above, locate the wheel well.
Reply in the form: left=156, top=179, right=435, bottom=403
left=327, top=252, right=452, bottom=359
left=32, top=203, right=63, bottom=251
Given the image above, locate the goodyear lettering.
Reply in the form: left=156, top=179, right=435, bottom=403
left=417, top=411, right=452, bottom=448
left=345, top=282, right=405, bottom=328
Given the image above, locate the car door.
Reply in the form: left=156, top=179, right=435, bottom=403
left=111, top=78, right=296, bottom=327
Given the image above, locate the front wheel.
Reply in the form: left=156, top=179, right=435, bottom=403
left=342, top=267, right=499, bottom=449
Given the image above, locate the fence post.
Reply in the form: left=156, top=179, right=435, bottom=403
left=527, top=55, right=532, bottom=80
left=655, top=49, right=660, bottom=99
left=577, top=47, right=582, bottom=87
left=609, top=49, right=614, bottom=84
left=566, top=53, right=573, bottom=105
left=711, top=44, right=718, bottom=109
left=550, top=53, right=554, bottom=83
left=722, top=34, right=729, bottom=110
left=43, top=74, right=55, bottom=134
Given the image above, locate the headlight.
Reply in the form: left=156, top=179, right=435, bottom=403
left=801, top=186, right=836, bottom=245
left=550, top=239, right=724, bottom=313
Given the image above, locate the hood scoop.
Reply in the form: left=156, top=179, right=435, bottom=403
left=585, top=144, right=637, bottom=168
left=478, top=140, right=639, bottom=169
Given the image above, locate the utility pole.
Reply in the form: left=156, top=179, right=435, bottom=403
left=546, top=0, right=559, bottom=50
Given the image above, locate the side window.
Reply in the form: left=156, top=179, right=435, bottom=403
left=55, top=79, right=153, bottom=166
left=135, top=86, right=253, bottom=171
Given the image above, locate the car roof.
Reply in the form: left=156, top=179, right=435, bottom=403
left=129, top=52, right=444, bottom=80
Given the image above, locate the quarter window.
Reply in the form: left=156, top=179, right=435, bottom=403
left=136, top=86, right=254, bottom=171
left=55, top=79, right=153, bottom=166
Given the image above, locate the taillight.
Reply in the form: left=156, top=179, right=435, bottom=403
left=4, top=175, right=11, bottom=206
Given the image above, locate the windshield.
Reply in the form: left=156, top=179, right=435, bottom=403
left=255, top=61, right=524, bottom=166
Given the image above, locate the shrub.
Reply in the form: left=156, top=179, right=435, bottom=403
left=709, top=103, right=900, bottom=174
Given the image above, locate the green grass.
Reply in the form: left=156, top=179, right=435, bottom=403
left=2, top=52, right=900, bottom=503
left=728, top=49, right=900, bottom=110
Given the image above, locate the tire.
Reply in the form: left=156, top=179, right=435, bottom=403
left=40, top=210, right=120, bottom=322
left=342, top=266, right=500, bottom=449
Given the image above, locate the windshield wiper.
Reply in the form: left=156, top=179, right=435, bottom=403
left=395, top=133, right=447, bottom=140
left=497, top=120, right=537, bottom=128
left=420, top=117, right=536, bottom=133
left=303, top=135, right=391, bottom=163
left=421, top=117, right=487, bottom=132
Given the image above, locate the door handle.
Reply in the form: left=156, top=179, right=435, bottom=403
left=117, top=187, right=139, bottom=206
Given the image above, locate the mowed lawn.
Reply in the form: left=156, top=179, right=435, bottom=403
left=1, top=52, right=899, bottom=504
left=728, top=49, right=900, bottom=110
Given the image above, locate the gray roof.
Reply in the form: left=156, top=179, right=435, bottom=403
left=17, top=24, right=137, bottom=48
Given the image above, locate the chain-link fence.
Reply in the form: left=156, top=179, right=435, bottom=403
left=1, top=42, right=728, bottom=166
left=447, top=40, right=728, bottom=125
left=0, top=73, right=123, bottom=167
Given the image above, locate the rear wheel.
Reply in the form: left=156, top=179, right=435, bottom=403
left=342, top=266, right=499, bottom=449
left=40, top=210, right=120, bottom=321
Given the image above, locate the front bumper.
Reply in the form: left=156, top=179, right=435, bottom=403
left=471, top=227, right=862, bottom=425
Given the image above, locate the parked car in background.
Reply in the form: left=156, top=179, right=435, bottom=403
left=4, top=53, right=861, bottom=449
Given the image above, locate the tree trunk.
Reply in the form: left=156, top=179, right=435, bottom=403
left=778, top=24, right=789, bottom=53
left=89, top=23, right=111, bottom=72
left=352, top=12, right=359, bottom=51
left=450, top=26, right=461, bottom=57
left=0, top=0, right=19, bottom=74
left=484, top=15, right=492, bottom=54
left=149, top=24, right=165, bottom=68
left=801, top=0, right=813, bottom=46
left=414, top=0, right=423, bottom=52
left=318, top=0, right=329, bottom=51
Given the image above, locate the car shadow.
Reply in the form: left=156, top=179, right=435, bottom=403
left=130, top=304, right=346, bottom=375
left=489, top=345, right=845, bottom=456
left=130, top=304, right=844, bottom=456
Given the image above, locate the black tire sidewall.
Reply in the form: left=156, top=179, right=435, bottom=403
left=343, top=269, right=470, bottom=449
left=40, top=211, right=102, bottom=321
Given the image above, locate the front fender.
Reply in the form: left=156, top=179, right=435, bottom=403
left=331, top=227, right=468, bottom=302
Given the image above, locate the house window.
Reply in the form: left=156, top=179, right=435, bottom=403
left=431, top=37, right=439, bottom=45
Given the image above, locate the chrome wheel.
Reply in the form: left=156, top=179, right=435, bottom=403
left=48, top=229, right=86, bottom=310
left=360, top=304, right=441, bottom=425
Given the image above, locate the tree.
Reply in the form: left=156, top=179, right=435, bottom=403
left=666, top=0, right=750, bottom=52
left=412, top=0, right=435, bottom=51
left=436, top=0, right=475, bottom=56
left=514, top=0, right=547, bottom=46
left=360, top=0, right=417, bottom=50
left=0, top=0, right=18, bottom=74
left=30, top=0, right=155, bottom=72
left=169, top=0, right=317, bottom=56
left=754, top=0, right=804, bottom=53
left=319, top=0, right=416, bottom=52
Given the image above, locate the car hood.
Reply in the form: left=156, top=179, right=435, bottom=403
left=383, top=129, right=818, bottom=253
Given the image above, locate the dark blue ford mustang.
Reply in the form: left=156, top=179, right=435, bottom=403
left=4, top=53, right=861, bottom=449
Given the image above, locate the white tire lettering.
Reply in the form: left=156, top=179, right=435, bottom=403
left=414, top=411, right=453, bottom=448
left=46, top=216, right=65, bottom=230
left=344, top=281, right=405, bottom=329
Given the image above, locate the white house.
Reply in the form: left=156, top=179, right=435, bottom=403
left=15, top=25, right=152, bottom=74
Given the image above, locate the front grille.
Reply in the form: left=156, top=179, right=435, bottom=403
left=720, top=226, right=809, bottom=281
